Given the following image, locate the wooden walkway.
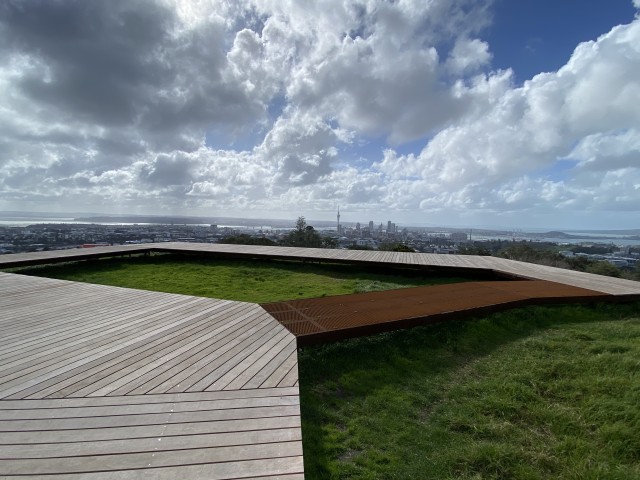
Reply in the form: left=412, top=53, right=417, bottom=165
left=2, top=242, right=640, bottom=295
left=0, top=244, right=151, bottom=268
left=0, top=272, right=303, bottom=479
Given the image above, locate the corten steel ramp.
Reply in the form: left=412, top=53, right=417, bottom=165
left=261, top=280, right=612, bottom=345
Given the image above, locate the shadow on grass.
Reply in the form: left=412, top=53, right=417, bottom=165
left=6, top=256, right=133, bottom=277
left=141, top=253, right=486, bottom=285
left=298, top=301, right=640, bottom=479
left=9, top=252, right=481, bottom=289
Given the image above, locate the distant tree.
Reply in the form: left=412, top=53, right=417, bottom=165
left=585, top=261, right=622, bottom=278
left=348, top=244, right=373, bottom=250
left=565, top=256, right=593, bottom=272
left=570, top=244, right=616, bottom=255
left=219, top=234, right=277, bottom=246
left=457, top=244, right=491, bottom=256
left=498, top=243, right=540, bottom=262
left=378, top=242, right=415, bottom=252
left=321, top=236, right=337, bottom=249
left=281, top=216, right=324, bottom=248
left=498, top=242, right=570, bottom=268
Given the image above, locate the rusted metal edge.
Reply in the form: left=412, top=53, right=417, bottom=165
left=289, top=293, right=621, bottom=347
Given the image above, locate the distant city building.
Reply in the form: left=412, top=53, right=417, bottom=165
left=355, top=239, right=376, bottom=247
left=450, top=232, right=468, bottom=243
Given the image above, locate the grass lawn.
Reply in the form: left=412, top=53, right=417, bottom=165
left=299, top=303, right=640, bottom=479
left=10, top=253, right=475, bottom=303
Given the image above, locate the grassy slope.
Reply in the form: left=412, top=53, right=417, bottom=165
left=299, top=303, right=640, bottom=479
left=11, top=253, right=472, bottom=302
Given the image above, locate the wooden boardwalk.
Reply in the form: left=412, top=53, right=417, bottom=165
left=1, top=242, right=639, bottom=477
left=0, top=272, right=303, bottom=479
left=2, top=242, right=639, bottom=296
left=0, top=244, right=151, bottom=268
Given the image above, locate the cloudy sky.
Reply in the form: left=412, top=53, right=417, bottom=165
left=1, top=0, right=639, bottom=229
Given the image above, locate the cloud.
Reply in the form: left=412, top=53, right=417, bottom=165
left=376, top=17, right=640, bottom=219
left=568, top=130, right=640, bottom=172
left=0, top=0, right=268, bottom=155
left=140, top=153, right=196, bottom=188
left=446, top=37, right=492, bottom=75
left=0, top=0, right=638, bottom=228
left=268, top=0, right=493, bottom=144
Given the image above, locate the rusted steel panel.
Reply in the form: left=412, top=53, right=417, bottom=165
left=261, top=280, right=611, bottom=345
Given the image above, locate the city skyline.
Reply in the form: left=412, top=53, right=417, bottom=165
left=1, top=1, right=639, bottom=229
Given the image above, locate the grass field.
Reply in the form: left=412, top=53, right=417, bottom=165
left=10, top=253, right=475, bottom=302
left=298, top=303, right=640, bottom=479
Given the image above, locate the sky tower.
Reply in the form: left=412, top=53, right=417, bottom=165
left=337, top=207, right=341, bottom=235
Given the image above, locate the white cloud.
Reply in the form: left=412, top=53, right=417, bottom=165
left=271, top=0, right=492, bottom=143
left=568, top=130, right=640, bottom=171
left=375, top=17, right=640, bottom=220
left=0, top=0, right=638, bottom=228
left=446, top=37, right=492, bottom=75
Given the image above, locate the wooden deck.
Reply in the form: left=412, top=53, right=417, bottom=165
left=0, top=244, right=151, bottom=268
left=0, top=272, right=303, bottom=479
left=2, top=242, right=639, bottom=296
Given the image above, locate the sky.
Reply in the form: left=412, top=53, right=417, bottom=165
left=0, top=0, right=639, bottom=229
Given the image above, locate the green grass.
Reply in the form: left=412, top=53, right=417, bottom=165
left=10, top=253, right=474, bottom=303
left=299, top=303, right=640, bottom=479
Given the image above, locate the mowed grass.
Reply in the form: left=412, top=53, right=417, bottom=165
left=299, top=303, right=640, bottom=479
left=11, top=253, right=473, bottom=303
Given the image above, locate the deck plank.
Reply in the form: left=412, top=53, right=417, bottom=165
left=2, top=458, right=305, bottom=479
left=14, top=304, right=241, bottom=399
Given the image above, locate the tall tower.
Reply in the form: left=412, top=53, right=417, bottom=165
left=337, top=208, right=341, bottom=235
